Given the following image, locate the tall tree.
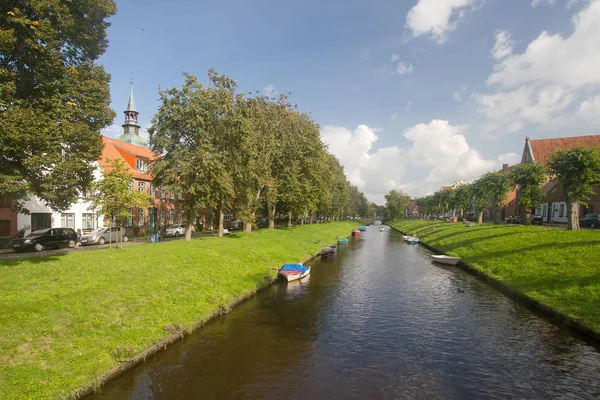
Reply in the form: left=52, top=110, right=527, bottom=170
left=547, top=146, right=600, bottom=230
left=509, top=163, right=547, bottom=225
left=89, top=159, right=151, bottom=247
left=0, top=0, right=117, bottom=211
left=472, top=172, right=510, bottom=224
left=149, top=71, right=239, bottom=239
left=385, top=189, right=410, bottom=219
left=454, top=184, right=473, bottom=218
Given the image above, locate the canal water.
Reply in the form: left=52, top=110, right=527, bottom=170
left=88, top=226, right=600, bottom=399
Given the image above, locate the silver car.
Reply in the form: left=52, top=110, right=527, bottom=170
left=164, top=224, right=194, bottom=237
left=80, top=227, right=128, bottom=245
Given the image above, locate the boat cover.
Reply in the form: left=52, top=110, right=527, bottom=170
left=338, top=238, right=349, bottom=243
left=279, top=264, right=310, bottom=274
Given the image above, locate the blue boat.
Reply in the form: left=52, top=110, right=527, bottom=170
left=278, top=263, right=311, bottom=282
left=358, top=225, right=367, bottom=231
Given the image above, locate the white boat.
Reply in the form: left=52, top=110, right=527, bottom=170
left=405, top=236, right=419, bottom=244
left=377, top=226, right=384, bottom=232
left=430, top=254, right=461, bottom=265
left=278, top=264, right=311, bottom=282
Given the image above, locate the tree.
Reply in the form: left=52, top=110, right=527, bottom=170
left=89, top=159, right=151, bottom=247
left=547, top=146, right=600, bottom=230
left=0, top=1, right=117, bottom=211
left=509, top=163, right=547, bottom=225
left=385, top=190, right=410, bottom=219
left=454, top=184, right=473, bottom=218
left=149, top=71, right=239, bottom=239
left=472, top=172, right=510, bottom=224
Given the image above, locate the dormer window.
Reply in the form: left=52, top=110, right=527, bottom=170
left=136, top=158, right=148, bottom=172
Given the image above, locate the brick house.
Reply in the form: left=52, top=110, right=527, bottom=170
left=0, top=198, right=18, bottom=237
left=521, top=135, right=600, bottom=223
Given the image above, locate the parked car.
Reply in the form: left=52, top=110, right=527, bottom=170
left=227, top=220, right=240, bottom=230
left=531, top=215, right=544, bottom=225
left=506, top=215, right=524, bottom=224
left=12, top=228, right=78, bottom=252
left=579, top=213, right=600, bottom=228
left=165, top=223, right=194, bottom=237
left=80, top=226, right=128, bottom=245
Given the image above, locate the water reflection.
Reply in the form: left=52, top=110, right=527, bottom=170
left=88, top=226, right=600, bottom=400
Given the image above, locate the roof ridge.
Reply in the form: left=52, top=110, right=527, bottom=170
left=530, top=134, right=600, bottom=142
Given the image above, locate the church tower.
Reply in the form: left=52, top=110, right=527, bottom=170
left=117, top=86, right=147, bottom=147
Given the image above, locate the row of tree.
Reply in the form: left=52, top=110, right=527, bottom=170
left=147, top=71, right=374, bottom=239
left=413, top=146, right=600, bottom=230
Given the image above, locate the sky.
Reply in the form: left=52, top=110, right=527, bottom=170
left=99, top=0, right=600, bottom=205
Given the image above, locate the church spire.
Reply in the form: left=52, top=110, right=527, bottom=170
left=117, top=84, right=147, bottom=147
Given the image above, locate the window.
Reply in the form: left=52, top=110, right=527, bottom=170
left=177, top=210, right=182, bottom=224
left=138, top=209, right=145, bottom=227
left=138, top=182, right=145, bottom=192
left=81, top=188, right=94, bottom=199
left=160, top=209, right=166, bottom=225
left=160, top=186, right=166, bottom=199
left=126, top=208, right=133, bottom=227
left=224, top=214, right=233, bottom=221
left=178, top=191, right=183, bottom=200
left=148, top=209, right=156, bottom=231
left=559, top=204, right=565, bottom=218
left=150, top=184, right=156, bottom=196
left=169, top=209, right=175, bottom=225
left=61, top=213, right=75, bottom=229
left=542, top=204, right=547, bottom=218
left=1, top=197, right=9, bottom=208
left=0, top=220, right=10, bottom=236
left=136, top=158, right=148, bottom=172
left=169, top=190, right=174, bottom=200
left=82, top=213, right=95, bottom=230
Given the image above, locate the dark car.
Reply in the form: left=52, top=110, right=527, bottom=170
left=579, top=213, right=600, bottom=228
left=531, top=215, right=543, bottom=225
left=12, top=228, right=78, bottom=252
left=506, top=215, right=523, bottom=224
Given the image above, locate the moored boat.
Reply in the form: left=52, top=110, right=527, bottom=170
left=352, top=230, right=361, bottom=236
left=358, top=225, right=367, bottom=231
left=319, top=245, right=337, bottom=257
left=405, top=236, right=419, bottom=244
left=338, top=237, right=349, bottom=244
left=430, top=254, right=461, bottom=265
left=278, top=264, right=311, bottom=282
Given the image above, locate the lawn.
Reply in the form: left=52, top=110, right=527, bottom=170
left=0, top=222, right=357, bottom=400
left=389, top=219, right=600, bottom=337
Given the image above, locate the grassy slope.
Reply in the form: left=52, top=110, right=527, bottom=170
left=389, top=220, right=600, bottom=335
left=0, top=222, right=357, bottom=400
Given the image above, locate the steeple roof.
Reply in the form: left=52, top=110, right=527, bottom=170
left=126, top=85, right=137, bottom=113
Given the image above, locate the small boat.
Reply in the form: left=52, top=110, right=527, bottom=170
left=431, top=255, right=461, bottom=265
left=319, top=245, right=337, bottom=257
left=405, top=236, right=419, bottom=244
left=352, top=230, right=361, bottom=236
left=358, top=225, right=367, bottom=231
left=338, top=237, right=349, bottom=244
left=402, top=235, right=409, bottom=241
left=278, top=264, right=311, bottom=282
left=377, top=226, right=384, bottom=232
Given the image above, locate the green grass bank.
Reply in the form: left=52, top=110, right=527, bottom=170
left=388, top=219, right=600, bottom=339
left=0, top=221, right=357, bottom=400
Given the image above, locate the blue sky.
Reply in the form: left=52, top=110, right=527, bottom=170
left=100, top=0, right=599, bottom=204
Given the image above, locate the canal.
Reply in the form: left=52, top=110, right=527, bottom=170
left=88, top=225, right=600, bottom=399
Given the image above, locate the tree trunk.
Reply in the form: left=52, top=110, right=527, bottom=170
left=217, top=208, right=224, bottom=237
left=567, top=199, right=579, bottom=230
left=268, top=207, right=275, bottom=229
left=185, top=208, right=195, bottom=241
left=287, top=211, right=292, bottom=227
left=300, top=215, right=304, bottom=226
left=493, top=205, right=501, bottom=225
left=244, top=222, right=252, bottom=232
left=478, top=211, right=483, bottom=224
left=524, top=210, right=531, bottom=226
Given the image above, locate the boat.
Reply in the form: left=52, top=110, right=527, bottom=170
left=402, top=235, right=409, bottom=241
left=430, top=255, right=461, bottom=265
left=352, top=230, right=361, bottom=236
left=405, top=236, right=419, bottom=244
left=377, top=226, right=384, bottom=232
left=337, top=237, right=349, bottom=244
left=278, top=264, right=311, bottom=282
left=358, top=225, right=367, bottom=231
left=319, top=245, right=337, bottom=257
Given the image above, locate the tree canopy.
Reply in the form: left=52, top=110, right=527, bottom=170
left=509, top=163, right=546, bottom=225
left=0, top=0, right=117, bottom=211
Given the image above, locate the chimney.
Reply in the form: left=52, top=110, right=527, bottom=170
left=502, top=163, right=509, bottom=170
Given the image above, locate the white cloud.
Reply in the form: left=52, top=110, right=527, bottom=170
left=453, top=86, right=468, bottom=102
left=263, top=83, right=279, bottom=97
left=101, top=123, right=122, bottom=139
left=396, top=62, right=414, bottom=75
left=477, top=0, right=600, bottom=137
left=321, top=121, right=518, bottom=203
left=406, top=0, right=477, bottom=44
left=491, top=30, right=513, bottom=60
left=405, top=101, right=413, bottom=111
left=532, top=0, right=557, bottom=6
left=566, top=0, right=581, bottom=9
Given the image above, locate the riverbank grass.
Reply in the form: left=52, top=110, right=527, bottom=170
left=0, top=221, right=357, bottom=400
left=389, top=220, right=600, bottom=336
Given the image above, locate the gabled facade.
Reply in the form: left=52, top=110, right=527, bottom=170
left=521, top=135, right=600, bottom=223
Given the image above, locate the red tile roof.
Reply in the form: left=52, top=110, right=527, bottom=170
left=528, top=135, right=600, bottom=165
left=100, top=136, right=158, bottom=181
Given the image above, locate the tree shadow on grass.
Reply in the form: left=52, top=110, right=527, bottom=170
left=0, top=252, right=69, bottom=268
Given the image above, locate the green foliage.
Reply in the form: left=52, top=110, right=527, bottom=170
left=0, top=221, right=357, bottom=399
left=472, top=171, right=510, bottom=223
left=0, top=0, right=117, bottom=211
left=89, top=159, right=152, bottom=227
left=547, top=146, right=600, bottom=230
left=384, top=190, right=410, bottom=219
left=509, top=163, right=547, bottom=224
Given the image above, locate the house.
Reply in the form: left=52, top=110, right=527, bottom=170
left=405, top=200, right=419, bottom=218
left=0, top=197, right=18, bottom=238
left=500, top=163, right=518, bottom=220
left=521, top=135, right=600, bottom=223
